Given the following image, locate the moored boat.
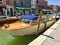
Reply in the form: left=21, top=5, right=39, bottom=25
left=0, top=18, right=19, bottom=24
left=0, top=14, right=55, bottom=36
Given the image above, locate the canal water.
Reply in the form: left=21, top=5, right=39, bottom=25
left=0, top=30, right=36, bottom=45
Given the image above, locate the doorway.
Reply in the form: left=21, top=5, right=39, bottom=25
left=10, top=8, right=13, bottom=16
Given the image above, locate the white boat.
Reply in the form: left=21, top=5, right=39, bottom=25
left=0, top=14, right=55, bottom=36
left=0, top=20, right=55, bottom=36
left=0, top=20, right=54, bottom=36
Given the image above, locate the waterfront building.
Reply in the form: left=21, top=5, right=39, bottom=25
left=37, top=0, right=48, bottom=9
left=7, top=0, right=47, bottom=15
left=6, top=0, right=14, bottom=16
left=0, top=0, right=6, bottom=15
left=31, top=0, right=37, bottom=8
left=14, top=0, right=48, bottom=10
left=14, top=0, right=31, bottom=8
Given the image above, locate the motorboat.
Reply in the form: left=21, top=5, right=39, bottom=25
left=0, top=14, right=55, bottom=36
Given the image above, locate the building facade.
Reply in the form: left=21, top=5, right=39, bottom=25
left=6, top=0, right=14, bottom=16
left=56, top=5, right=60, bottom=12
left=14, top=0, right=48, bottom=9
left=0, top=0, right=6, bottom=15
left=37, top=0, right=48, bottom=9
left=31, top=0, right=37, bottom=8
left=5, top=0, right=48, bottom=16
left=14, top=0, right=31, bottom=8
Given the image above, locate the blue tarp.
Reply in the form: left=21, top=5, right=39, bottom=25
left=22, top=14, right=38, bottom=20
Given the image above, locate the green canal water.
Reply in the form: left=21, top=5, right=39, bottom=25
left=0, top=30, right=36, bottom=45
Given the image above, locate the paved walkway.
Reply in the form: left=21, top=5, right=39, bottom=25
left=42, top=19, right=60, bottom=45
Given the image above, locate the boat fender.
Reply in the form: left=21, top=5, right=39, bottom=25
left=4, top=24, right=9, bottom=28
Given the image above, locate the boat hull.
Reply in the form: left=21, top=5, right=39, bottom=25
left=0, top=18, right=19, bottom=24
left=7, top=20, right=55, bottom=36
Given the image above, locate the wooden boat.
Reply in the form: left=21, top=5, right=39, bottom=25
left=8, top=20, right=54, bottom=36
left=0, top=16, right=55, bottom=36
left=0, top=18, right=20, bottom=24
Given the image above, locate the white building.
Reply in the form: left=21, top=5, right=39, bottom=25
left=31, top=0, right=37, bottom=8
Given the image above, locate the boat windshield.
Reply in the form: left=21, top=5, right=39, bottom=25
left=23, top=19, right=30, bottom=24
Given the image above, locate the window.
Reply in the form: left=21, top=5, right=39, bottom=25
left=23, top=19, right=30, bottom=24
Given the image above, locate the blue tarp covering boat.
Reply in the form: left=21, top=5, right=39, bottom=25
left=22, top=14, right=38, bottom=20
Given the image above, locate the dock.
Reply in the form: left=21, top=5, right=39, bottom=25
left=29, top=19, right=60, bottom=45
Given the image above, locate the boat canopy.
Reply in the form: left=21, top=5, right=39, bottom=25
left=22, top=14, right=38, bottom=20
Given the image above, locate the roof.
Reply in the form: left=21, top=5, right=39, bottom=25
left=22, top=14, right=38, bottom=20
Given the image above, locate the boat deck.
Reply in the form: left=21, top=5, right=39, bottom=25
left=0, top=20, right=54, bottom=31
left=0, top=22, right=31, bottom=30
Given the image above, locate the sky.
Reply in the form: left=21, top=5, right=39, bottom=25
left=48, top=0, right=60, bottom=6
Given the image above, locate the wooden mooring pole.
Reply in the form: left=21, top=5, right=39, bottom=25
left=36, top=9, right=43, bottom=35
